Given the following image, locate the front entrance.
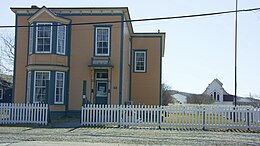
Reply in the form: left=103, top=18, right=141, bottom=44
left=95, top=72, right=108, bottom=104
left=96, top=81, right=108, bottom=104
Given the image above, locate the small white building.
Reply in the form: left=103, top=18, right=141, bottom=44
left=172, top=94, right=187, bottom=104
left=203, top=78, right=233, bottom=105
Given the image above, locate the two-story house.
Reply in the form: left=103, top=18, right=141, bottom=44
left=11, top=6, right=165, bottom=116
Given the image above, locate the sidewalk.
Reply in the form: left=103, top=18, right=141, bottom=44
left=51, top=120, right=81, bottom=128
left=1, top=141, right=127, bottom=146
left=49, top=117, right=81, bottom=128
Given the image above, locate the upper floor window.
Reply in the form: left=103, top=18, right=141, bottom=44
left=36, top=23, right=52, bottom=53
left=211, top=91, right=220, bottom=101
left=29, top=24, right=34, bottom=54
left=134, top=50, right=147, bottom=72
left=129, top=41, right=131, bottom=65
left=95, top=27, right=110, bottom=56
left=57, top=24, right=66, bottom=55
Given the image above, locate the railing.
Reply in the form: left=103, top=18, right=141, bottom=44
left=0, top=103, right=48, bottom=125
left=81, top=104, right=260, bottom=130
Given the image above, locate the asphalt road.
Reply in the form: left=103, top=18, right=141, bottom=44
left=0, top=126, right=259, bottom=145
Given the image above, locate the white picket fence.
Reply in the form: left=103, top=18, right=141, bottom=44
left=0, top=103, right=48, bottom=125
left=81, top=104, right=260, bottom=130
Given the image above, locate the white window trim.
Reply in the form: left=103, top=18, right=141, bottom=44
left=33, top=71, right=50, bottom=103
left=56, top=24, right=66, bottom=55
left=54, top=72, right=65, bottom=104
left=134, top=51, right=146, bottom=72
left=0, top=88, right=3, bottom=100
left=29, top=24, right=34, bottom=54
left=26, top=71, right=31, bottom=103
left=35, top=23, right=52, bottom=53
left=128, top=41, right=131, bottom=65
left=95, top=27, right=110, bottom=56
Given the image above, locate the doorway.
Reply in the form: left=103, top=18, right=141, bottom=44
left=95, top=72, right=108, bottom=104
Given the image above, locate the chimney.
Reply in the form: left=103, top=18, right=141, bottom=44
left=31, top=5, right=39, bottom=9
left=158, top=29, right=160, bottom=33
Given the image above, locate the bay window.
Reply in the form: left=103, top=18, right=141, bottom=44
left=26, top=71, right=31, bottom=103
left=55, top=72, right=65, bottom=104
left=36, top=23, right=52, bottom=53
left=57, top=24, right=66, bottom=54
left=29, top=24, right=33, bottom=54
left=29, top=22, right=67, bottom=54
left=34, top=71, right=50, bottom=103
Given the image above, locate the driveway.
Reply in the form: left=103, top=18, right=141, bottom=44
left=0, top=126, right=259, bottom=145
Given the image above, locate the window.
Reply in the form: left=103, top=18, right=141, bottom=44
left=0, top=88, right=3, bottom=100
left=26, top=72, right=31, bottom=103
left=36, top=23, right=52, bottom=53
left=34, top=71, right=50, bottom=103
left=55, top=72, right=65, bottom=104
left=57, top=24, right=66, bottom=54
left=96, top=72, right=108, bottom=79
left=95, top=27, right=110, bottom=56
left=29, top=24, right=34, bottom=54
left=134, top=51, right=146, bottom=72
left=129, top=41, right=131, bottom=65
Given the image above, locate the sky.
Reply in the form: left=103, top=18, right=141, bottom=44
left=1, top=0, right=260, bottom=98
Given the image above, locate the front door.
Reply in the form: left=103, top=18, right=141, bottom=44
left=96, top=81, right=108, bottom=104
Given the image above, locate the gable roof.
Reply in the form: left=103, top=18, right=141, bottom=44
left=28, top=6, right=71, bottom=24
left=203, top=78, right=229, bottom=95
left=211, top=78, right=223, bottom=86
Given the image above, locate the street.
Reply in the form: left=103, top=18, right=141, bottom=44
left=0, top=126, right=259, bottom=145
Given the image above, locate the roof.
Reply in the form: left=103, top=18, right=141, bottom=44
left=0, top=76, right=12, bottom=88
left=132, top=33, right=166, bottom=57
left=11, top=6, right=166, bottom=57
left=211, top=78, right=223, bottom=86
left=10, top=6, right=133, bottom=33
left=28, top=6, right=71, bottom=24
left=203, top=78, right=229, bottom=95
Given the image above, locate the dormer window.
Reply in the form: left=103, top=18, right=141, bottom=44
left=36, top=23, right=52, bottom=53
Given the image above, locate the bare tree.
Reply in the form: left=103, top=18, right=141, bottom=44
left=162, top=83, right=172, bottom=105
left=0, top=31, right=14, bottom=74
left=187, top=94, right=214, bottom=104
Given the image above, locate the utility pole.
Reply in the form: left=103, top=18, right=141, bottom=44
left=234, top=0, right=238, bottom=107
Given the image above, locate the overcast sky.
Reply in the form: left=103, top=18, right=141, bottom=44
left=1, top=0, right=260, bottom=97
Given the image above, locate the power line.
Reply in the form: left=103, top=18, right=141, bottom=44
left=0, top=7, right=260, bottom=28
